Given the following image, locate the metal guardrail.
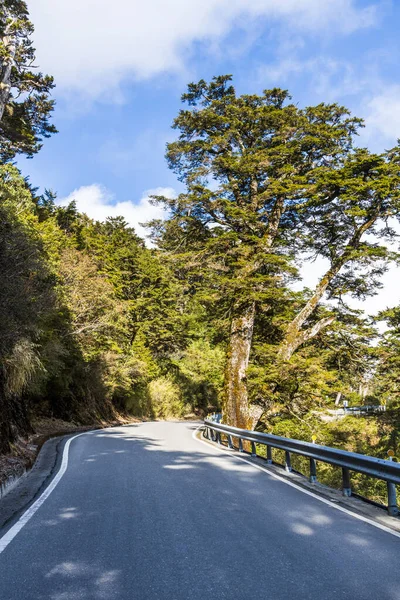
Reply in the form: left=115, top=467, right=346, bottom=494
left=207, top=413, right=222, bottom=423
left=203, top=419, right=400, bottom=516
left=343, top=405, right=386, bottom=415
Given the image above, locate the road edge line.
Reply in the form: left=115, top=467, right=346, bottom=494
left=192, top=425, right=400, bottom=540
left=0, top=430, right=92, bottom=554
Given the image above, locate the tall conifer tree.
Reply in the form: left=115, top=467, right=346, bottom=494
left=0, top=0, right=56, bottom=160
left=153, top=76, right=400, bottom=429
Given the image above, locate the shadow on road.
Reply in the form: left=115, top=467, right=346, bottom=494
left=1, top=422, right=399, bottom=600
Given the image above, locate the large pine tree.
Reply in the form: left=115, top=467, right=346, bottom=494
left=152, top=76, right=400, bottom=429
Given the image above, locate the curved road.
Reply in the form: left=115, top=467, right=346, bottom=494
left=0, top=421, right=399, bottom=600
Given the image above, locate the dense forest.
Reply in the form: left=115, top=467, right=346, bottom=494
left=1, top=1, right=400, bottom=502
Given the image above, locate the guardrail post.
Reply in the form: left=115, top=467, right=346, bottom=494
left=342, top=468, right=351, bottom=496
left=285, top=451, right=292, bottom=472
left=387, top=482, right=398, bottom=517
left=203, top=420, right=400, bottom=504
left=309, top=458, right=317, bottom=483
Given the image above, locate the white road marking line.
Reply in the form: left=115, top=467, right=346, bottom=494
left=0, top=431, right=92, bottom=554
left=192, top=425, right=400, bottom=540
left=2, top=422, right=398, bottom=556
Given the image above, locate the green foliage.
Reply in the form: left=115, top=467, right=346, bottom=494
left=248, top=305, right=378, bottom=416
left=269, top=413, right=395, bottom=505
left=0, top=167, right=56, bottom=450
left=151, top=75, right=400, bottom=428
left=373, top=307, right=400, bottom=411
left=0, top=163, right=222, bottom=451
left=172, top=339, right=225, bottom=414
left=58, top=247, right=127, bottom=359
left=148, top=376, right=186, bottom=419
left=0, top=1, right=57, bottom=159
left=3, top=60, right=400, bottom=516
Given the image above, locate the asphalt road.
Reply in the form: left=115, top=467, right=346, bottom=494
left=0, top=421, right=399, bottom=600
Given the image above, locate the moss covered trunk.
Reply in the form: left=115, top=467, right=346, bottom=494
left=223, top=301, right=257, bottom=430
left=278, top=269, right=337, bottom=362
left=278, top=215, right=381, bottom=363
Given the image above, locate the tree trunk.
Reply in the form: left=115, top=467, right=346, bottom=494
left=223, top=301, right=258, bottom=430
left=0, top=18, right=16, bottom=123
left=221, top=197, right=286, bottom=430
left=278, top=213, right=381, bottom=363
left=278, top=266, right=339, bottom=362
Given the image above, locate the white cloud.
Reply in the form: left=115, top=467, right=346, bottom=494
left=259, top=53, right=400, bottom=150
left=258, top=54, right=383, bottom=104
left=59, top=184, right=173, bottom=243
left=364, top=85, right=400, bottom=144
left=30, top=0, right=377, bottom=101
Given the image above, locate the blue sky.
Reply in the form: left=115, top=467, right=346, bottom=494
left=20, top=0, right=400, bottom=313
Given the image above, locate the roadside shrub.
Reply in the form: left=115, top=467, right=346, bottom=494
left=148, top=376, right=186, bottom=419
